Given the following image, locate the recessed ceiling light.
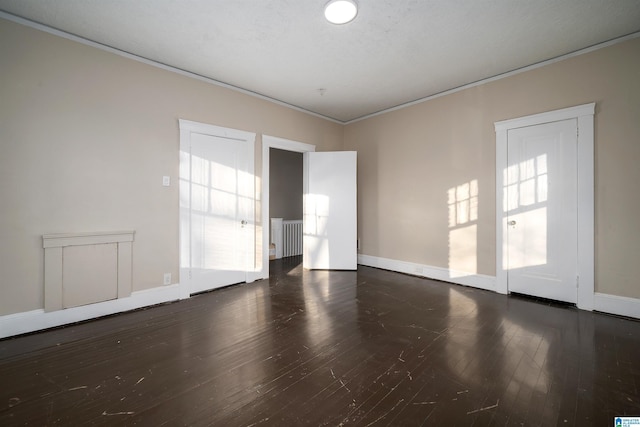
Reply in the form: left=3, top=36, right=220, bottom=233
left=324, top=0, right=358, bottom=25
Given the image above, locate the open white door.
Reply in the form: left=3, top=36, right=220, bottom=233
left=303, top=151, right=357, bottom=270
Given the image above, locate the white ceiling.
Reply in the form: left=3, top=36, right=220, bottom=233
left=1, top=1, right=639, bottom=123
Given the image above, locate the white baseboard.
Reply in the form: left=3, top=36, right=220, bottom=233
left=594, top=292, right=640, bottom=320
left=3, top=268, right=637, bottom=339
left=247, top=271, right=266, bottom=283
left=358, top=254, right=640, bottom=320
left=357, top=254, right=496, bottom=292
left=0, top=284, right=182, bottom=339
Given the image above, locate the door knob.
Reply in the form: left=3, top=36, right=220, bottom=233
left=508, top=220, right=516, bottom=226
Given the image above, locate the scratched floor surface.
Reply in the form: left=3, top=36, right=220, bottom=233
left=1, top=257, right=639, bottom=426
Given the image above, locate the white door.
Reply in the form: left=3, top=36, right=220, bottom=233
left=180, top=124, right=255, bottom=295
left=303, top=151, right=357, bottom=270
left=504, top=119, right=577, bottom=303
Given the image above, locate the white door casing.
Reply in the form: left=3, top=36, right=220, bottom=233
left=262, top=137, right=358, bottom=275
left=303, top=151, right=358, bottom=270
left=261, top=135, right=316, bottom=279
left=495, top=103, right=595, bottom=310
left=179, top=120, right=256, bottom=297
left=505, top=119, right=578, bottom=303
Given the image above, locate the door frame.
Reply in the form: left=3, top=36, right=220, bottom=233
left=494, top=103, right=595, bottom=310
left=178, top=119, right=256, bottom=299
left=261, top=135, right=315, bottom=280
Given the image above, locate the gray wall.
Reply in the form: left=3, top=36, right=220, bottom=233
left=269, top=148, right=303, bottom=221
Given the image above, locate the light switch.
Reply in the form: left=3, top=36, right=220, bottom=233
left=162, top=176, right=170, bottom=187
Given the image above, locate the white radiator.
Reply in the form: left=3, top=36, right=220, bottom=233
left=282, top=220, right=303, bottom=257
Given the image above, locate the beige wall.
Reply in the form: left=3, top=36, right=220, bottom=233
left=345, top=36, right=640, bottom=299
left=2, top=16, right=639, bottom=318
left=0, top=19, right=343, bottom=315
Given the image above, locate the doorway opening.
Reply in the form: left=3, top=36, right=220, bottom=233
left=269, top=148, right=303, bottom=261
left=261, top=135, right=315, bottom=280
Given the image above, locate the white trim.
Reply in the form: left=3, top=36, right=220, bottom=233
left=0, top=12, right=342, bottom=125
left=261, top=135, right=315, bottom=280
left=594, top=293, right=640, bottom=320
left=0, top=284, right=181, bottom=339
left=42, top=230, right=134, bottom=248
left=357, top=254, right=640, bottom=320
left=178, top=119, right=256, bottom=297
left=178, top=119, right=256, bottom=142
left=494, top=103, right=595, bottom=132
left=358, top=254, right=496, bottom=292
left=494, top=103, right=595, bottom=310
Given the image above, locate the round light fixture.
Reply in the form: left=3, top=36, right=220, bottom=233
left=324, top=0, right=358, bottom=25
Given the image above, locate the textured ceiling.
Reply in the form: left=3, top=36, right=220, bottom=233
left=1, top=0, right=639, bottom=122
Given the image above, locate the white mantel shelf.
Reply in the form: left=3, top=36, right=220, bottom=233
left=43, top=230, right=135, bottom=248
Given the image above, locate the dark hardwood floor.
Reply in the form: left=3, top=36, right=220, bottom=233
left=1, top=257, right=639, bottom=426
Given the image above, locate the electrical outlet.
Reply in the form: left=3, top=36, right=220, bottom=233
left=162, top=176, right=171, bottom=187
left=163, top=273, right=171, bottom=285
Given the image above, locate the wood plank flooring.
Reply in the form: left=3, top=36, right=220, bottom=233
left=1, top=257, right=639, bottom=426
